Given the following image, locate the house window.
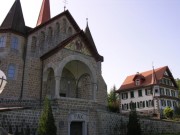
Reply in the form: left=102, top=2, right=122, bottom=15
left=138, top=89, right=142, bottom=97
left=161, top=100, right=166, bottom=107
left=122, top=93, right=128, bottom=99
left=135, top=79, right=140, bottom=86
left=130, top=91, right=134, bottom=98
left=0, top=36, right=6, bottom=47
left=167, top=100, right=172, bottom=107
left=171, top=90, right=176, bottom=97
left=160, top=88, right=165, bottom=95
left=122, top=104, right=128, bottom=110
left=166, top=89, right=170, bottom=96
left=129, top=102, right=136, bottom=110
left=139, top=101, right=145, bottom=108
left=8, top=64, right=16, bottom=80
left=155, top=89, right=158, bottom=93
left=11, top=36, right=18, bottom=50
left=145, top=89, right=152, bottom=95
left=173, top=101, right=177, bottom=107
left=146, top=100, right=153, bottom=107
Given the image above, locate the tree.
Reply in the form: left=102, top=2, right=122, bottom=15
left=108, top=85, right=119, bottom=112
left=175, top=78, right=180, bottom=98
left=163, top=107, right=174, bottom=119
left=127, top=109, right=141, bottom=135
left=38, top=97, right=57, bottom=135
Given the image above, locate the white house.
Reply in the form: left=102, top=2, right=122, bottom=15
left=116, top=66, right=179, bottom=117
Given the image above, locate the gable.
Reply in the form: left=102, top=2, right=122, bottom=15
left=29, top=10, right=80, bottom=35
left=40, top=31, right=103, bottom=62
left=65, top=36, right=92, bottom=56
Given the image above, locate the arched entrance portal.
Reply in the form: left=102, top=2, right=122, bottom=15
left=59, top=60, right=94, bottom=100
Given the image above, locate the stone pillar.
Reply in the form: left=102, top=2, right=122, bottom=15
left=54, top=76, right=60, bottom=99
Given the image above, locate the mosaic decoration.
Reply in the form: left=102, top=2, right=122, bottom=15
left=65, top=39, right=92, bottom=56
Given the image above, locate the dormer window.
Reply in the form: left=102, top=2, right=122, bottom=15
left=135, top=79, right=140, bottom=86
left=133, top=73, right=145, bottom=86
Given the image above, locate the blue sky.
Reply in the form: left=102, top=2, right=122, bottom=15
left=0, top=0, right=179, bottom=92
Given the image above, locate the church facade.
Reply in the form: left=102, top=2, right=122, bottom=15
left=0, top=0, right=107, bottom=134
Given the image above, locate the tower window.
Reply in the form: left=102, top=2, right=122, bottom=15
left=8, top=64, right=16, bottom=79
left=11, top=37, right=18, bottom=50
left=0, top=36, right=6, bottom=47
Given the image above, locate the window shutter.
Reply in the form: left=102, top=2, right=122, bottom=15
left=146, top=101, right=148, bottom=107
left=145, top=89, right=147, bottom=95
left=143, top=101, right=145, bottom=108
left=152, top=100, right=154, bottom=106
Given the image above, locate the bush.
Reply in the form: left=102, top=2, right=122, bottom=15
left=163, top=107, right=174, bottom=119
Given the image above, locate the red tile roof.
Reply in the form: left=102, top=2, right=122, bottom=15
left=116, top=66, right=169, bottom=92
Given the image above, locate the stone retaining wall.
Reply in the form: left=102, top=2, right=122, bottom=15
left=97, top=110, right=180, bottom=135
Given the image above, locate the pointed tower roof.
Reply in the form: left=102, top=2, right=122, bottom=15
left=0, top=0, right=26, bottom=34
left=85, top=21, right=98, bottom=53
left=36, top=0, right=51, bottom=26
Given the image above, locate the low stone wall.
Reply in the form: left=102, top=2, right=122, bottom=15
left=97, top=110, right=180, bottom=135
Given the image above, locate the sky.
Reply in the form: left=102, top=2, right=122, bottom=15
left=0, top=0, right=179, bottom=92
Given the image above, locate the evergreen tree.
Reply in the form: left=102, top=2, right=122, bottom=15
left=38, top=97, right=57, bottom=135
left=127, top=109, right=141, bottom=135
left=108, top=85, right=119, bottom=112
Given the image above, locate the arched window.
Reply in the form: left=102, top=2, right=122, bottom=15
left=8, top=64, right=16, bottom=79
left=39, top=31, right=45, bottom=51
left=67, top=27, right=72, bottom=36
left=11, top=37, right=18, bottom=50
left=55, top=23, right=60, bottom=37
left=47, top=27, right=53, bottom=43
left=31, top=36, right=37, bottom=53
left=0, top=36, right=6, bottom=47
left=62, top=18, right=67, bottom=33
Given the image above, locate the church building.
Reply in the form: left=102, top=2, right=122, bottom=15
left=0, top=0, right=107, bottom=134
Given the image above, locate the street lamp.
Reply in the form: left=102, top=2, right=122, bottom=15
left=0, top=69, right=7, bottom=94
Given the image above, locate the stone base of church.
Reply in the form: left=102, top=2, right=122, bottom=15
left=0, top=98, right=107, bottom=135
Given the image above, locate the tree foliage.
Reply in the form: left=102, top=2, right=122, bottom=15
left=163, top=107, right=174, bottom=119
left=176, top=78, right=180, bottom=98
left=108, top=85, right=119, bottom=112
left=127, top=109, right=141, bottom=135
left=38, top=97, right=57, bottom=135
